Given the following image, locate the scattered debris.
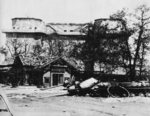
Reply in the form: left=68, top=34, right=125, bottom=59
left=67, top=78, right=150, bottom=97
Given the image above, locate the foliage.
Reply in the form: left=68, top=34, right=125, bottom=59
left=70, top=21, right=130, bottom=74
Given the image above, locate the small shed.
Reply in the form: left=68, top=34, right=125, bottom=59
left=42, top=57, right=80, bottom=87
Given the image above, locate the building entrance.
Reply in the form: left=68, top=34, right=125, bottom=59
left=52, top=73, right=63, bottom=86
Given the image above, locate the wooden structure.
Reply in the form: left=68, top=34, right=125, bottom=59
left=42, top=57, right=80, bottom=87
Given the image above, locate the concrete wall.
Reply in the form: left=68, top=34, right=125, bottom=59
left=12, top=18, right=46, bottom=32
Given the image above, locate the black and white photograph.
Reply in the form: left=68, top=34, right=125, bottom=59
left=0, top=0, right=150, bottom=116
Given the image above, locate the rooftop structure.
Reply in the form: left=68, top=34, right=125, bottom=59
left=94, top=18, right=129, bottom=35
left=3, top=17, right=130, bottom=40
left=11, top=17, right=46, bottom=32
left=3, top=17, right=47, bottom=40
left=3, top=17, right=87, bottom=40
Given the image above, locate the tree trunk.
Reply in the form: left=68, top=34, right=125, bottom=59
left=84, top=60, right=95, bottom=78
left=131, top=29, right=143, bottom=80
left=139, top=43, right=145, bottom=77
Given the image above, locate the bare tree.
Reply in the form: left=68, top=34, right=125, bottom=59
left=110, top=5, right=150, bottom=80
left=131, top=5, right=150, bottom=79
left=44, top=37, right=78, bottom=58
left=6, top=38, right=31, bottom=58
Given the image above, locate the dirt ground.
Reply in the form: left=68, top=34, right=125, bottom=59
left=1, top=84, right=150, bottom=116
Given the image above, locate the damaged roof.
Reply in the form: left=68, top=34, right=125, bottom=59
left=46, top=23, right=87, bottom=36
left=41, top=57, right=84, bottom=72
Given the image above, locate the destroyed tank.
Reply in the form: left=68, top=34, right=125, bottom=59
left=119, top=81, right=150, bottom=97
left=89, top=81, right=150, bottom=97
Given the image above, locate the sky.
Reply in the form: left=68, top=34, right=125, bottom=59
left=0, top=0, right=150, bottom=63
left=0, top=0, right=150, bottom=29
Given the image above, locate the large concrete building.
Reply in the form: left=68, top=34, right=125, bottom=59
left=2, top=17, right=129, bottom=87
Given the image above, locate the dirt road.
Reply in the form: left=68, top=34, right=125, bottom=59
left=1, top=85, right=150, bottom=116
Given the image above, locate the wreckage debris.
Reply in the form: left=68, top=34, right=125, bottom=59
left=67, top=78, right=150, bottom=97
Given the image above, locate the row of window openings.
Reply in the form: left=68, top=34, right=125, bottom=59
left=64, top=30, right=74, bottom=32
left=13, top=27, right=74, bottom=32
left=13, top=27, right=37, bottom=30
